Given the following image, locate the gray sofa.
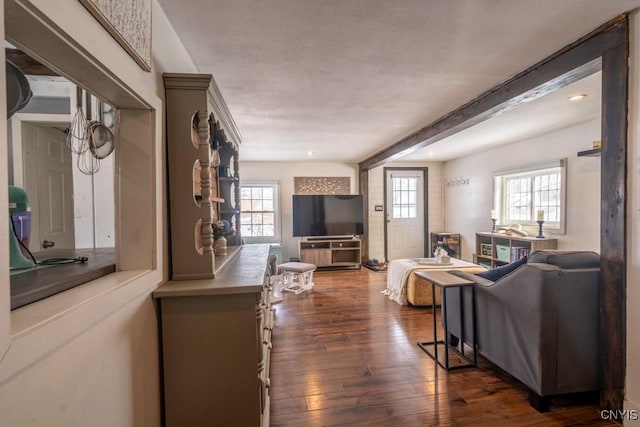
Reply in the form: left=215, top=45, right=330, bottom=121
left=446, top=250, right=600, bottom=411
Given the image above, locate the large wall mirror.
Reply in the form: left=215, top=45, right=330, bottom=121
left=6, top=43, right=116, bottom=309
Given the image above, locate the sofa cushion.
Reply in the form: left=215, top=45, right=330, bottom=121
left=475, top=255, right=528, bottom=282
left=527, top=250, right=600, bottom=269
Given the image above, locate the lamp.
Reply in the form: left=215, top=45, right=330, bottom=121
left=536, top=210, right=545, bottom=239
left=490, top=210, right=498, bottom=233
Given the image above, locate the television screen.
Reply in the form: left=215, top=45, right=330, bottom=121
left=292, top=195, right=364, bottom=237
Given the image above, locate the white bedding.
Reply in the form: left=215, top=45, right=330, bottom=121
left=381, top=258, right=481, bottom=305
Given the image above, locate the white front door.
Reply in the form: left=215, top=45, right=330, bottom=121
left=386, top=170, right=425, bottom=260
left=23, top=125, right=76, bottom=251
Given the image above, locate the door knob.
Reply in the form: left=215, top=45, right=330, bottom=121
left=42, top=240, right=55, bottom=249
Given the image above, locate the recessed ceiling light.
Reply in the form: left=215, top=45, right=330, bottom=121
left=568, top=94, right=587, bottom=102
left=307, top=150, right=314, bottom=156
left=427, top=151, right=434, bottom=157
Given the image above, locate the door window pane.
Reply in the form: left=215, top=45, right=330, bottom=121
left=392, top=177, right=418, bottom=219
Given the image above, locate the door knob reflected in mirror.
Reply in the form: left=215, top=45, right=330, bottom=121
left=42, top=240, right=55, bottom=249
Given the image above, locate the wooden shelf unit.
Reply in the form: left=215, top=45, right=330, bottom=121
left=164, top=73, right=222, bottom=280
left=299, top=238, right=361, bottom=269
left=475, top=232, right=557, bottom=268
left=164, top=73, right=243, bottom=279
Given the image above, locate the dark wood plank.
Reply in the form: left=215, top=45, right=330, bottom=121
left=5, top=48, right=58, bottom=76
left=10, top=248, right=116, bottom=309
left=599, top=26, right=629, bottom=411
left=270, top=269, right=614, bottom=426
left=414, top=270, right=474, bottom=287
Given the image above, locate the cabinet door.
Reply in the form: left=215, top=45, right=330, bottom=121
left=301, top=249, right=331, bottom=266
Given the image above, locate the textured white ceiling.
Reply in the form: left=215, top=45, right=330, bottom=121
left=158, top=0, right=640, bottom=163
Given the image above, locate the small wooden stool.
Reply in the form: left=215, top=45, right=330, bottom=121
left=280, top=262, right=316, bottom=294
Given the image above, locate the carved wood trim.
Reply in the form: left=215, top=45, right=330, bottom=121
left=197, top=110, right=214, bottom=256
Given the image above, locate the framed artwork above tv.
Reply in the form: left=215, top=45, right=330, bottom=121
left=294, top=177, right=350, bottom=195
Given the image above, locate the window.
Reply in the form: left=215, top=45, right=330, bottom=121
left=495, top=160, right=566, bottom=231
left=392, top=176, right=418, bottom=219
left=240, top=183, right=279, bottom=242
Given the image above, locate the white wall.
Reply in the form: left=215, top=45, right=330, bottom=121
left=625, top=10, right=640, bottom=426
left=0, top=1, right=198, bottom=425
left=0, top=289, right=160, bottom=426
left=367, top=161, right=444, bottom=262
left=444, top=119, right=601, bottom=260
left=241, top=161, right=359, bottom=260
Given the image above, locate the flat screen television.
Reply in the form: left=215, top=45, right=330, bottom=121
left=292, top=195, right=364, bottom=237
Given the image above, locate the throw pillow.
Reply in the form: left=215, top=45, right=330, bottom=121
left=476, top=255, right=528, bottom=282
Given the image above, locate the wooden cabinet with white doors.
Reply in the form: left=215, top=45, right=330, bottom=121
left=154, top=244, right=273, bottom=427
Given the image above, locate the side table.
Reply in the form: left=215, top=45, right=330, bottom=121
left=414, top=270, right=476, bottom=370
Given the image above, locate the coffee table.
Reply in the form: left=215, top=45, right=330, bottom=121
left=415, top=270, right=477, bottom=370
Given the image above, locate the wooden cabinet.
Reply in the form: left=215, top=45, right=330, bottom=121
left=154, top=244, right=273, bottom=427
left=161, top=75, right=265, bottom=425
left=163, top=73, right=241, bottom=280
left=475, top=232, right=557, bottom=268
left=300, top=247, right=332, bottom=266
left=299, top=238, right=361, bottom=269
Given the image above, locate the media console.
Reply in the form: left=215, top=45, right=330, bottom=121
left=299, top=237, right=361, bottom=269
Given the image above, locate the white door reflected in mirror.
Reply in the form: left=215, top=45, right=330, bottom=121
left=8, top=79, right=115, bottom=254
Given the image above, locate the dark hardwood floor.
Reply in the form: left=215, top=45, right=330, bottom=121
left=270, top=268, right=613, bottom=426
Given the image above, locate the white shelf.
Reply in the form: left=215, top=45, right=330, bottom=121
left=475, top=232, right=557, bottom=268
